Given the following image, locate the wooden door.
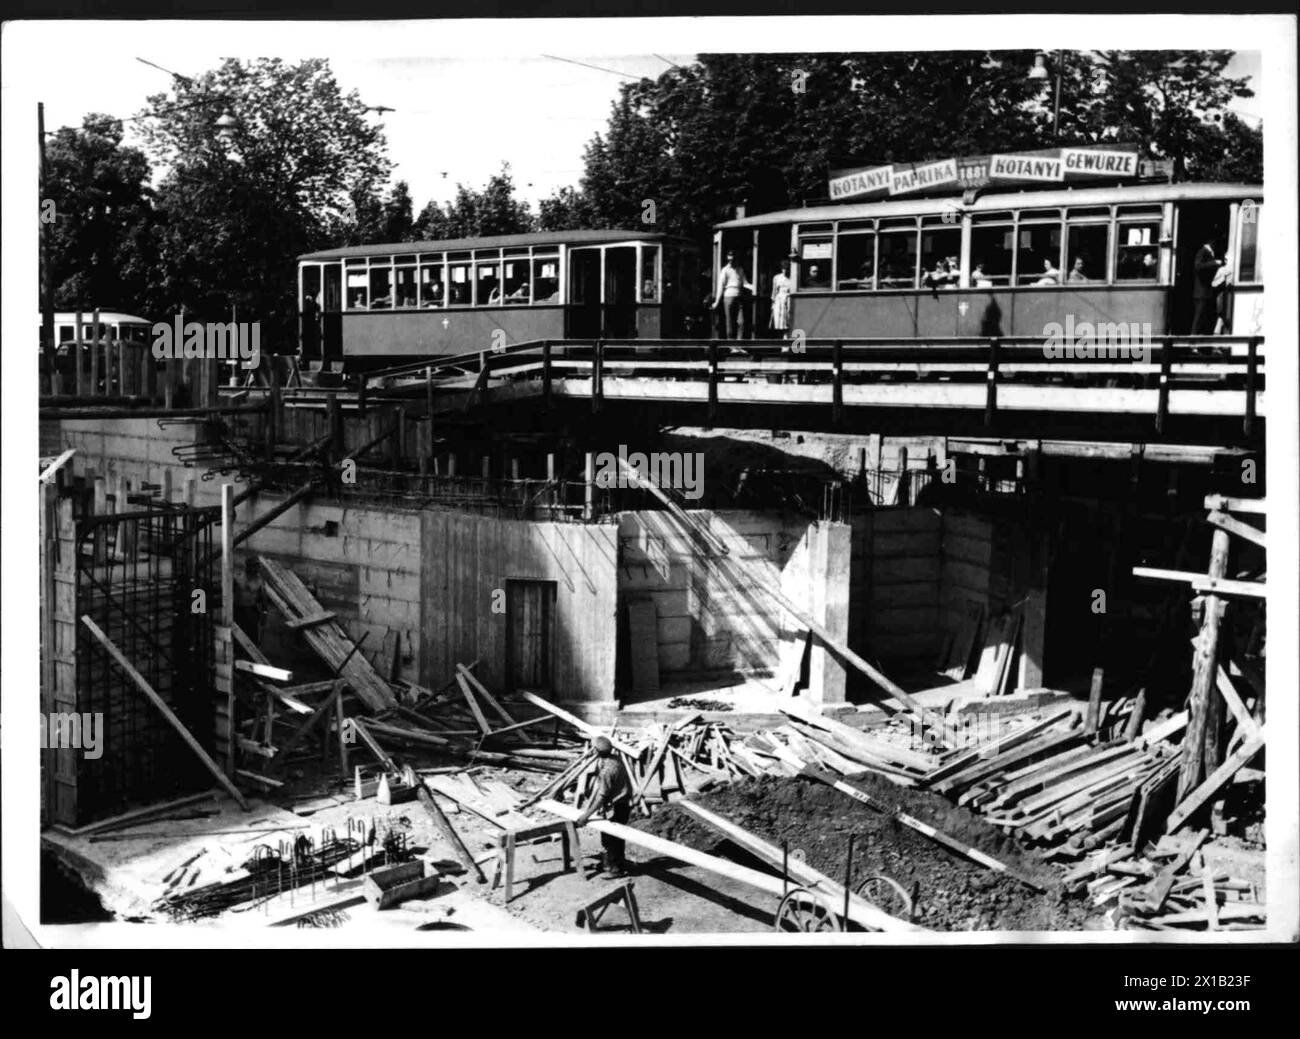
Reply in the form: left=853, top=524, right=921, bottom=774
left=506, top=580, right=556, bottom=691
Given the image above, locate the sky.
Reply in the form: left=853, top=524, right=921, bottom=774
left=35, top=48, right=1262, bottom=215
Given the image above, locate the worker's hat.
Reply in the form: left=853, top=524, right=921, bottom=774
left=592, top=735, right=613, bottom=756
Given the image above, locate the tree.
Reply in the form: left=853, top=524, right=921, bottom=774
left=412, top=163, right=534, bottom=240
left=137, top=57, right=392, bottom=343
left=567, top=50, right=1260, bottom=249
left=536, top=185, right=595, bottom=232
left=44, top=114, right=158, bottom=314
left=1063, top=51, right=1258, bottom=181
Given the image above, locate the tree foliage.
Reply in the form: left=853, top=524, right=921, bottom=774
left=545, top=50, right=1262, bottom=248
left=414, top=164, right=534, bottom=241
left=44, top=114, right=158, bottom=313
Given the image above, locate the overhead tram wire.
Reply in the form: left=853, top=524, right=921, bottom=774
left=540, top=54, right=641, bottom=80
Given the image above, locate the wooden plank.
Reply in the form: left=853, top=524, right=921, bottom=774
left=1179, top=527, right=1230, bottom=799
left=80, top=616, right=250, bottom=811
left=1215, top=666, right=1261, bottom=741
left=38, top=449, right=77, bottom=485
left=1143, top=830, right=1207, bottom=911
left=350, top=718, right=485, bottom=882
left=285, top=611, right=338, bottom=631
left=1166, top=729, right=1265, bottom=833
left=1206, top=510, right=1266, bottom=550
left=779, top=699, right=934, bottom=772
left=1203, top=494, right=1266, bottom=515
left=458, top=664, right=517, bottom=727
left=541, top=798, right=925, bottom=933
left=518, top=690, right=638, bottom=756
left=1132, top=566, right=1265, bottom=599
left=1086, top=667, right=1105, bottom=734
left=455, top=673, right=492, bottom=736
left=232, top=622, right=271, bottom=666
left=235, top=659, right=294, bottom=683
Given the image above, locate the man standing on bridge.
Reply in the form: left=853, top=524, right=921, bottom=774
left=576, top=736, right=633, bottom=878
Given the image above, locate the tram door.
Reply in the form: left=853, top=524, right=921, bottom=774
left=321, top=263, right=342, bottom=363
left=603, top=246, right=637, bottom=337
left=1171, top=201, right=1231, bottom=335
left=567, top=248, right=602, bottom=338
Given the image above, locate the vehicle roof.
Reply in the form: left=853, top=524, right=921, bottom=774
left=53, top=312, right=152, bottom=324
left=299, top=229, right=693, bottom=261
left=716, top=181, right=1264, bottom=229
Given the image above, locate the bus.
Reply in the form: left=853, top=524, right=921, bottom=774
left=296, top=229, right=702, bottom=371
left=712, top=180, right=1263, bottom=342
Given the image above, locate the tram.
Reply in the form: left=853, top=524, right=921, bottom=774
left=296, top=229, right=702, bottom=371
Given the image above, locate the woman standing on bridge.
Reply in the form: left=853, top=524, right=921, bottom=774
left=770, top=258, right=792, bottom=339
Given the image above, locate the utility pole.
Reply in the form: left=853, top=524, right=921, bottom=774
left=39, top=103, right=55, bottom=382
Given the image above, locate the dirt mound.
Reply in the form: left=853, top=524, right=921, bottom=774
left=642, top=774, right=1101, bottom=931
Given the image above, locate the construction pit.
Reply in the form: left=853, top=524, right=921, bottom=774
left=36, top=410, right=1268, bottom=938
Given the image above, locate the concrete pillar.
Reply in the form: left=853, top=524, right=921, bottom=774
left=802, top=520, right=852, bottom=705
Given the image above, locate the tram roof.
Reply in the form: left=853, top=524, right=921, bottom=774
left=299, top=229, right=692, bottom=262
left=715, top=181, right=1264, bottom=229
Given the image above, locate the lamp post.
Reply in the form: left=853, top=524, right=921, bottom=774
left=1028, top=50, right=1065, bottom=141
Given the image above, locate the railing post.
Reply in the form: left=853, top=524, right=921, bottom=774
left=707, top=340, right=719, bottom=428
left=983, top=336, right=1000, bottom=428
left=1155, top=335, right=1173, bottom=435
left=1244, top=336, right=1259, bottom=438
left=832, top=339, right=844, bottom=426
left=542, top=340, right=553, bottom=408
left=592, top=338, right=604, bottom=414
left=583, top=451, right=594, bottom=522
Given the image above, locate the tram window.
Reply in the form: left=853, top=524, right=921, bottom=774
left=58, top=325, right=74, bottom=343
left=419, top=262, right=445, bottom=307
left=476, top=262, right=501, bottom=305
left=448, top=263, right=472, bottom=305
left=346, top=270, right=369, bottom=309
left=1237, top=204, right=1261, bottom=283
left=920, top=228, right=962, bottom=288
left=394, top=265, right=417, bottom=308
left=836, top=234, right=875, bottom=290
left=640, top=247, right=659, bottom=302
left=1015, top=219, right=1063, bottom=286
left=1065, top=223, right=1109, bottom=283
left=369, top=263, right=393, bottom=309
left=970, top=226, right=1013, bottom=286
left=798, top=238, right=832, bottom=290
left=877, top=231, right=919, bottom=289
left=502, top=260, right=530, bottom=304
left=1115, top=222, right=1161, bottom=281
left=532, top=256, right=560, bottom=302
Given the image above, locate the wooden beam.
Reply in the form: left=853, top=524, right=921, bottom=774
left=1166, top=729, right=1265, bottom=833
left=38, top=448, right=77, bottom=484
left=80, top=616, right=250, bottom=811
left=1086, top=667, right=1104, bottom=734
left=1132, top=567, right=1265, bottom=599
left=232, top=622, right=271, bottom=666
left=1179, top=527, right=1230, bottom=800
left=541, top=799, right=925, bottom=932
left=350, top=718, right=485, bottom=883
left=457, top=664, right=517, bottom=726
left=518, top=690, right=638, bottom=757
left=1215, top=666, right=1261, bottom=741
left=271, top=681, right=345, bottom=764
left=285, top=611, right=337, bottom=630
left=454, top=673, right=492, bottom=736
left=234, top=659, right=294, bottom=682
left=1206, top=510, right=1266, bottom=550
left=1203, top=495, right=1266, bottom=515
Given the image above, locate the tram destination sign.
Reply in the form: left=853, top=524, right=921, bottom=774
left=829, top=145, right=1156, bottom=203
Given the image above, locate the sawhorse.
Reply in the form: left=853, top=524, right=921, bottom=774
left=491, top=820, right=580, bottom=904
left=575, top=879, right=642, bottom=934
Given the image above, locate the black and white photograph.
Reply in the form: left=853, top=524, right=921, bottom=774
left=2, top=9, right=1296, bottom=973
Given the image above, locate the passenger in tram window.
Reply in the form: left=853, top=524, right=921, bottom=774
left=535, top=277, right=559, bottom=302
left=1067, top=255, right=1091, bottom=283
left=713, top=250, right=754, bottom=340
left=945, top=256, right=962, bottom=287
left=1191, top=236, right=1221, bottom=335
left=423, top=281, right=444, bottom=307
left=770, top=259, right=793, bottom=339
left=1034, top=258, right=1061, bottom=286
left=972, top=262, right=994, bottom=288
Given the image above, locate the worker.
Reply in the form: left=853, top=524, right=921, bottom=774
left=575, top=735, right=632, bottom=878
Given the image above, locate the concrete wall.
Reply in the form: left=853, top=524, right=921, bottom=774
left=615, top=510, right=850, bottom=702
left=420, top=511, right=618, bottom=706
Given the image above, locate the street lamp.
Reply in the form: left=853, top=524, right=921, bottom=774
left=1028, top=50, right=1065, bottom=142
